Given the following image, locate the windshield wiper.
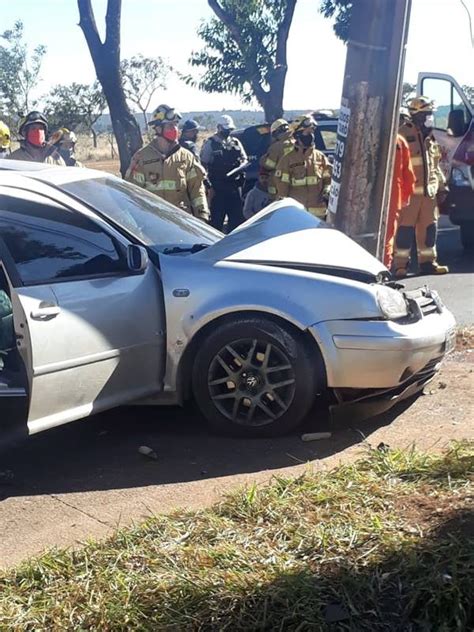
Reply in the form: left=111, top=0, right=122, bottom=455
left=162, top=243, right=210, bottom=255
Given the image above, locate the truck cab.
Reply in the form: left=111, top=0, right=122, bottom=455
left=417, top=72, right=474, bottom=250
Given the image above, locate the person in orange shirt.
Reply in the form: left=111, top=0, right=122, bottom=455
left=385, top=115, right=416, bottom=269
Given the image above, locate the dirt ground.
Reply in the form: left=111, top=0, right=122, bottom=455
left=0, top=349, right=472, bottom=569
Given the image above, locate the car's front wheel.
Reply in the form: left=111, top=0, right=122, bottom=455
left=192, top=317, right=321, bottom=437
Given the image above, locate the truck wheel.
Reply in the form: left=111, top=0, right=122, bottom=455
left=192, top=317, right=321, bottom=437
left=460, top=223, right=474, bottom=251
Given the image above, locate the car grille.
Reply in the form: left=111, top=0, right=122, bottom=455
left=404, top=288, right=442, bottom=320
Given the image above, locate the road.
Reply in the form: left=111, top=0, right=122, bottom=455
left=0, top=221, right=472, bottom=569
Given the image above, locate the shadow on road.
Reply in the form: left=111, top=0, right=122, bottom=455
left=0, top=396, right=416, bottom=501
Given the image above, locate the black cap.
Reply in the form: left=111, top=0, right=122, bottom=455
left=182, top=119, right=203, bottom=132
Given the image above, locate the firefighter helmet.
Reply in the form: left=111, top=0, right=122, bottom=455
left=0, top=121, right=10, bottom=149
left=408, top=96, right=436, bottom=114
left=270, top=118, right=288, bottom=135
left=50, top=128, right=78, bottom=146
left=18, top=111, right=48, bottom=137
left=148, top=104, right=182, bottom=126
left=290, top=114, right=317, bottom=134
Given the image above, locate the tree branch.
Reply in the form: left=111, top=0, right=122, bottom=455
left=275, top=0, right=297, bottom=67
left=105, top=0, right=122, bottom=56
left=77, top=0, right=103, bottom=58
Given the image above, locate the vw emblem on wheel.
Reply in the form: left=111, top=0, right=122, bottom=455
left=246, top=375, right=258, bottom=388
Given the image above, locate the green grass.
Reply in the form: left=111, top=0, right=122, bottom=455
left=1, top=442, right=473, bottom=631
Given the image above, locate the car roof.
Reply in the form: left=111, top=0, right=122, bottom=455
left=0, top=159, right=110, bottom=186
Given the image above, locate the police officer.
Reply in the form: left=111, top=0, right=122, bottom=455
left=0, top=121, right=11, bottom=158
left=274, top=114, right=332, bottom=219
left=393, top=97, right=449, bottom=277
left=49, top=128, right=83, bottom=167
left=8, top=111, right=65, bottom=165
left=260, top=118, right=294, bottom=199
left=126, top=104, right=209, bottom=222
left=200, top=115, right=247, bottom=232
left=179, top=119, right=203, bottom=159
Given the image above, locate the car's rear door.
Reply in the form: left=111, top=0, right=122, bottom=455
left=0, top=186, right=165, bottom=435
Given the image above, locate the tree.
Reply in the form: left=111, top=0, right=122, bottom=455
left=401, top=82, right=416, bottom=107
left=77, top=0, right=142, bottom=176
left=462, top=85, right=474, bottom=106
left=0, top=20, right=46, bottom=117
left=43, top=82, right=106, bottom=147
left=121, top=54, right=170, bottom=131
left=319, top=0, right=353, bottom=41
left=185, top=0, right=297, bottom=122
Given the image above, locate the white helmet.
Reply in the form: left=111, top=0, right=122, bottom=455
left=217, top=114, right=235, bottom=130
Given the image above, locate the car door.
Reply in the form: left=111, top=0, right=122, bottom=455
left=0, top=186, right=165, bottom=435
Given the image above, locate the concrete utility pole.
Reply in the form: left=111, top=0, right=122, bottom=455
left=327, top=0, right=412, bottom=258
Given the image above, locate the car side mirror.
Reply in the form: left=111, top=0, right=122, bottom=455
left=447, top=110, right=466, bottom=138
left=127, top=245, right=148, bottom=272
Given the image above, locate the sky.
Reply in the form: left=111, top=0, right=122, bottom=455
left=1, top=0, right=473, bottom=113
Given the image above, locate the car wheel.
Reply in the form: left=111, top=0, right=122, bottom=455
left=192, top=317, right=321, bottom=437
left=460, top=222, right=474, bottom=251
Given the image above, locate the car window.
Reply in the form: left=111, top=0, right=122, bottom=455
left=0, top=190, right=125, bottom=285
left=320, top=129, right=337, bottom=152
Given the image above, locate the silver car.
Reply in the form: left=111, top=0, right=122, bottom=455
left=0, top=164, right=456, bottom=439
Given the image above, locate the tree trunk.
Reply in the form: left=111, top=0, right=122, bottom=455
left=77, top=0, right=142, bottom=177
left=91, top=127, right=98, bottom=148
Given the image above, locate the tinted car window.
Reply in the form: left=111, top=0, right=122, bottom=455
left=0, top=191, right=124, bottom=285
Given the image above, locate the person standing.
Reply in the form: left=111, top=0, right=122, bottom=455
left=126, top=104, right=209, bottom=222
left=384, top=113, right=416, bottom=269
left=8, top=111, right=65, bottom=165
left=260, top=118, right=294, bottom=199
left=243, top=168, right=272, bottom=219
left=393, top=97, right=449, bottom=277
left=0, top=121, right=11, bottom=158
left=274, top=114, right=332, bottom=219
left=49, top=128, right=83, bottom=167
left=200, top=115, right=247, bottom=232
left=179, top=119, right=203, bottom=159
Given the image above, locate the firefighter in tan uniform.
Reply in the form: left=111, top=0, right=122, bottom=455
left=50, top=128, right=83, bottom=167
left=274, top=114, right=332, bottom=218
left=126, top=104, right=209, bottom=222
left=260, top=118, right=294, bottom=199
left=8, top=111, right=65, bottom=165
left=393, top=97, right=449, bottom=277
left=0, top=121, right=11, bottom=158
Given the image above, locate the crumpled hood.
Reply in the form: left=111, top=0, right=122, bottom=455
left=194, top=199, right=387, bottom=278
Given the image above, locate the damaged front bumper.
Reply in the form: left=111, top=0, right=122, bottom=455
left=309, top=286, right=456, bottom=424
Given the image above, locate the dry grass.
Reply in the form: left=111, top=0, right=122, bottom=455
left=0, top=442, right=472, bottom=630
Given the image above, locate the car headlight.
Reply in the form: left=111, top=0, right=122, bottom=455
left=376, top=286, right=408, bottom=319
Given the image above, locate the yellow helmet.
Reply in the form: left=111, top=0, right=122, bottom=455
left=148, top=104, right=182, bottom=126
left=50, top=127, right=77, bottom=146
left=270, top=118, right=288, bottom=135
left=0, top=121, right=10, bottom=149
left=290, top=114, right=317, bottom=134
left=408, top=96, right=436, bottom=114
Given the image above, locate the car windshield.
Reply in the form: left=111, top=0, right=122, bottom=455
left=60, top=175, right=222, bottom=253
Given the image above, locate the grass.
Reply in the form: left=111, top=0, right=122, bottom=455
left=0, top=442, right=472, bottom=631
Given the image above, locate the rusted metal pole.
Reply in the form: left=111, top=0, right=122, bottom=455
left=327, top=0, right=412, bottom=258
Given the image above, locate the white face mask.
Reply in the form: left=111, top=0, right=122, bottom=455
left=424, top=114, right=435, bottom=128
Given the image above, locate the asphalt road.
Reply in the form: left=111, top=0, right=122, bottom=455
left=402, top=220, right=474, bottom=325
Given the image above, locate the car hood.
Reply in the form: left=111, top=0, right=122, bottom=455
left=194, top=200, right=387, bottom=280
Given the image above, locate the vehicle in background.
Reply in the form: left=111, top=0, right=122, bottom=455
left=233, top=113, right=338, bottom=194
left=417, top=72, right=474, bottom=250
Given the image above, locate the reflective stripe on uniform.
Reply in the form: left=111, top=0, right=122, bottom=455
left=192, top=195, right=206, bottom=207
left=394, top=248, right=410, bottom=257
left=268, top=186, right=277, bottom=195
left=291, top=176, right=320, bottom=186
left=418, top=247, right=436, bottom=256
left=411, top=156, right=423, bottom=166
left=280, top=172, right=290, bottom=183
left=157, top=180, right=177, bottom=191
left=264, top=157, right=277, bottom=168
left=133, top=172, right=145, bottom=184
left=187, top=168, right=197, bottom=179
left=414, top=185, right=424, bottom=195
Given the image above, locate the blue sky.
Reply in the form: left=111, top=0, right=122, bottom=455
left=2, top=0, right=473, bottom=112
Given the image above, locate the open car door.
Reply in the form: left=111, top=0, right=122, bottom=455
left=417, top=72, right=474, bottom=249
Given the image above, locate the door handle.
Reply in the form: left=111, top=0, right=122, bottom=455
left=30, top=302, right=61, bottom=320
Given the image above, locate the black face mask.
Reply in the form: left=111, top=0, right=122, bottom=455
left=297, top=132, right=313, bottom=148
left=219, top=129, right=231, bottom=139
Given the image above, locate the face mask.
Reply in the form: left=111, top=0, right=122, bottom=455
left=423, top=114, right=435, bottom=128
left=297, top=132, right=313, bottom=148
left=220, top=128, right=231, bottom=139
left=27, top=128, right=45, bottom=146
left=162, top=126, right=179, bottom=143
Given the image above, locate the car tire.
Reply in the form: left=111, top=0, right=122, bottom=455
left=460, top=222, right=474, bottom=251
left=192, top=317, right=321, bottom=437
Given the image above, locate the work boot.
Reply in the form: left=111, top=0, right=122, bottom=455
left=394, top=267, right=408, bottom=279
left=419, top=261, right=449, bottom=275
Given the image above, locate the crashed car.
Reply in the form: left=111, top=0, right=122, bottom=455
left=0, top=163, right=456, bottom=438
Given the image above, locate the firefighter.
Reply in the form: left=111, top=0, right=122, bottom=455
left=393, top=97, right=449, bottom=277
left=260, top=118, right=294, bottom=199
left=8, top=111, right=65, bottom=165
left=179, top=119, right=203, bottom=159
left=384, top=110, right=416, bottom=269
left=125, top=104, right=209, bottom=222
left=274, top=114, right=332, bottom=219
left=49, top=128, right=83, bottom=167
left=200, top=114, right=247, bottom=232
left=0, top=121, right=11, bottom=158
